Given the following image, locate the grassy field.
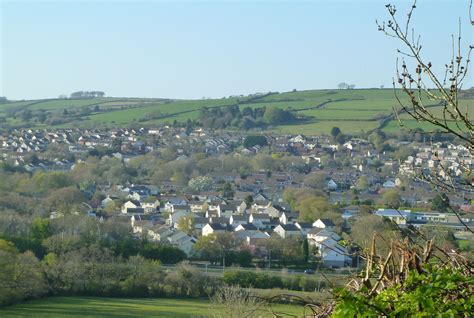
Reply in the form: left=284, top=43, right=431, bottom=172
left=0, top=297, right=307, bottom=318
left=2, top=89, right=471, bottom=135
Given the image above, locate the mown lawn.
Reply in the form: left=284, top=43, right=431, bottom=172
left=0, top=297, right=306, bottom=318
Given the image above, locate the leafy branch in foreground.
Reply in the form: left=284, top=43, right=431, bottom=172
left=329, top=236, right=473, bottom=317
left=311, top=2, right=474, bottom=317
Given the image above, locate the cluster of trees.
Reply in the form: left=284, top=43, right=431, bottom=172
left=70, top=91, right=105, bottom=98
left=193, top=233, right=311, bottom=268
left=199, top=105, right=297, bottom=130
left=0, top=212, right=195, bottom=306
left=337, top=82, right=356, bottom=90
left=0, top=236, right=212, bottom=306
left=283, top=187, right=340, bottom=224
left=193, top=233, right=252, bottom=266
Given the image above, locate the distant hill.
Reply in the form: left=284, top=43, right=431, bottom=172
left=1, top=89, right=472, bottom=135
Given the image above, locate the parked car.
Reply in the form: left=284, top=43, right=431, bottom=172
left=304, top=269, right=315, bottom=274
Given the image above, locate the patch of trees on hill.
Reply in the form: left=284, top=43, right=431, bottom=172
left=70, top=91, right=105, bottom=98
left=199, top=105, right=298, bottom=130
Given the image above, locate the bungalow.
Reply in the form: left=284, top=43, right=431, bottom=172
left=320, top=241, right=352, bottom=268
left=246, top=231, right=271, bottom=246
left=121, top=201, right=144, bottom=214
left=382, top=180, right=396, bottom=188
left=209, top=216, right=229, bottom=226
left=374, top=209, right=411, bottom=225
left=167, top=210, right=191, bottom=227
left=101, top=196, right=114, bottom=208
left=313, top=218, right=336, bottom=231
left=202, top=223, right=227, bottom=236
left=274, top=224, right=301, bottom=239
left=164, top=198, right=188, bottom=212
left=220, top=204, right=237, bottom=217
left=249, top=213, right=271, bottom=229
left=251, top=201, right=272, bottom=214
left=264, top=206, right=283, bottom=218
left=342, top=207, right=359, bottom=220
left=327, top=179, right=338, bottom=191
left=148, top=225, right=173, bottom=242
left=307, top=228, right=341, bottom=247
left=189, top=201, right=206, bottom=213
left=236, top=201, right=248, bottom=214
left=127, top=192, right=142, bottom=202
left=230, top=215, right=248, bottom=227
left=279, top=211, right=298, bottom=225
left=234, top=223, right=258, bottom=232
left=166, top=231, right=197, bottom=256
left=295, top=222, right=313, bottom=235
left=193, top=216, right=208, bottom=231
left=142, top=200, right=160, bottom=214
left=410, top=211, right=446, bottom=223
left=132, top=220, right=153, bottom=235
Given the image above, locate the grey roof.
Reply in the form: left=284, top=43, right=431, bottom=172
left=308, top=227, right=324, bottom=235
left=296, top=222, right=313, bottom=229
left=236, top=223, right=258, bottom=231
left=210, top=217, right=229, bottom=224
left=319, top=219, right=336, bottom=226
left=208, top=223, right=227, bottom=231
left=251, top=213, right=270, bottom=219
left=231, top=215, right=248, bottom=221
left=279, top=224, right=300, bottom=232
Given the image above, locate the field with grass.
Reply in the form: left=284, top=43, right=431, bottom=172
left=2, top=89, right=471, bottom=135
left=0, top=296, right=307, bottom=318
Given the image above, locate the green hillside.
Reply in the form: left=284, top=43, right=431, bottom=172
left=1, top=89, right=471, bottom=135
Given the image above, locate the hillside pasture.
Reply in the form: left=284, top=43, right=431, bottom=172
left=2, top=90, right=470, bottom=135
left=27, top=98, right=111, bottom=110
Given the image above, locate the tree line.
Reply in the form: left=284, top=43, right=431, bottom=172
left=70, top=91, right=105, bottom=98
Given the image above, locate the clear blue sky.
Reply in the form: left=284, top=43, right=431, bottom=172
left=1, top=0, right=472, bottom=100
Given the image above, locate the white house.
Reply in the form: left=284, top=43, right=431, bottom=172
left=246, top=231, right=271, bottom=246
left=320, top=242, right=352, bottom=268
left=327, top=179, right=338, bottom=191
left=167, top=210, right=191, bottom=227
left=279, top=211, right=298, bottom=225
left=236, top=201, right=247, bottom=214
left=374, top=209, right=411, bottom=225
left=295, top=222, right=313, bottom=235
left=166, top=231, right=196, bottom=256
left=273, top=224, right=301, bottom=239
left=202, top=223, right=227, bottom=236
left=147, top=225, right=173, bottom=242
left=142, top=200, right=160, bottom=214
left=312, top=218, right=336, bottom=231
left=230, top=215, right=248, bottom=227
left=248, top=213, right=271, bottom=229
left=234, top=223, right=258, bottom=232
left=382, top=180, right=396, bottom=188
left=307, top=228, right=341, bottom=246
left=164, top=198, right=188, bottom=212
left=264, top=206, right=282, bottom=218
left=101, top=196, right=114, bottom=208
left=121, top=200, right=144, bottom=214
left=127, top=192, right=142, bottom=202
